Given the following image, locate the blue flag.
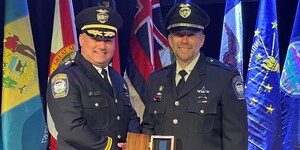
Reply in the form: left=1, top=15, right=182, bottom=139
left=174, top=0, right=191, bottom=3
left=219, top=0, right=243, bottom=76
left=245, top=0, right=282, bottom=149
left=280, top=0, right=300, bottom=149
left=1, top=0, right=48, bottom=149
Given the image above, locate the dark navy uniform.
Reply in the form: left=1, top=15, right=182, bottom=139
left=47, top=53, right=140, bottom=150
left=142, top=2, right=247, bottom=150
left=142, top=52, right=248, bottom=150
left=47, top=5, right=140, bottom=150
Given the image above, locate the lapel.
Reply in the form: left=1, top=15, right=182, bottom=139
left=109, top=67, right=120, bottom=98
left=163, top=64, right=177, bottom=99
left=163, top=52, right=206, bottom=99
left=75, top=53, right=114, bottom=96
left=177, top=53, right=207, bottom=99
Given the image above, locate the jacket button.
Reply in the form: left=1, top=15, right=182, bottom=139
left=95, top=103, right=99, bottom=107
left=117, top=116, right=120, bottom=120
left=173, top=119, right=178, bottom=124
left=175, top=101, right=180, bottom=106
left=117, top=135, right=121, bottom=139
left=154, top=110, right=157, bottom=114
left=200, top=109, right=204, bottom=114
left=115, top=99, right=118, bottom=103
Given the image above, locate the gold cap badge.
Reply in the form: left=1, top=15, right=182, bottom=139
left=179, top=4, right=191, bottom=18
left=97, top=9, right=109, bottom=23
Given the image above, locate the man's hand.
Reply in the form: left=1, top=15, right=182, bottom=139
left=117, top=143, right=127, bottom=149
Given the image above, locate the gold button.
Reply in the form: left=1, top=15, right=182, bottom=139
left=173, top=119, right=178, bottom=124
left=95, top=103, right=99, bottom=107
left=117, top=116, right=120, bottom=120
left=175, top=101, right=180, bottom=106
left=200, top=110, right=204, bottom=114
left=117, top=135, right=121, bottom=139
left=115, top=99, right=118, bottom=103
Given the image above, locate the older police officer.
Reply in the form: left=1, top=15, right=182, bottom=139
left=47, top=6, right=141, bottom=150
left=142, top=2, right=248, bottom=150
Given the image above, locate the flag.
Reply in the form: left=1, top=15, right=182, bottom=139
left=174, top=0, right=191, bottom=3
left=152, top=0, right=172, bottom=68
left=280, top=0, right=300, bottom=149
left=219, top=0, right=243, bottom=76
left=47, top=0, right=78, bottom=149
left=245, top=0, right=282, bottom=149
left=1, top=0, right=48, bottom=149
left=124, top=0, right=171, bottom=119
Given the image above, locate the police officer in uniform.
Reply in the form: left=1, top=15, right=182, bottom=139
left=47, top=6, right=141, bottom=150
left=141, top=2, right=248, bottom=150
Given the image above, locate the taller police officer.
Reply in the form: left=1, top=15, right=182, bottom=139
left=142, top=2, right=248, bottom=150
left=47, top=6, right=141, bottom=150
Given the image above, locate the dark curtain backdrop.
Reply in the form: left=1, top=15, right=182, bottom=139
left=0, top=0, right=298, bottom=102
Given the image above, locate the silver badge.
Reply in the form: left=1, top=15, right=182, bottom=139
left=197, top=86, right=210, bottom=99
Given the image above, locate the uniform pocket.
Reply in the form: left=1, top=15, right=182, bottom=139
left=187, top=102, right=217, bottom=134
left=83, top=92, right=109, bottom=129
left=149, top=102, right=167, bottom=133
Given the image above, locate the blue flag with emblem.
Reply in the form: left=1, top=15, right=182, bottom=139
left=245, top=0, right=282, bottom=149
left=280, top=0, right=300, bottom=149
left=1, top=0, right=48, bottom=149
left=219, top=0, right=243, bottom=76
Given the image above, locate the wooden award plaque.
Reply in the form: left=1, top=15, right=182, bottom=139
left=127, top=132, right=176, bottom=150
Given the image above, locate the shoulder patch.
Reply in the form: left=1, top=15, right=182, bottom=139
left=232, top=76, right=245, bottom=100
left=51, top=73, right=69, bottom=98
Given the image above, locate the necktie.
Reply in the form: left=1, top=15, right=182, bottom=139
left=101, top=69, right=111, bottom=87
left=177, top=70, right=187, bottom=94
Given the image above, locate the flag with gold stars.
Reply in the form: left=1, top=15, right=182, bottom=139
left=280, top=0, right=300, bottom=149
left=245, top=0, right=282, bottom=149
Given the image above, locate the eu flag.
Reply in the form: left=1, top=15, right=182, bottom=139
left=280, top=0, right=300, bottom=149
left=1, top=0, right=48, bottom=149
left=219, top=0, right=243, bottom=76
left=245, top=0, right=282, bottom=149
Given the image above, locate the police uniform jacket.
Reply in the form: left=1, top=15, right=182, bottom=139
left=47, top=53, right=141, bottom=150
left=142, top=52, right=248, bottom=150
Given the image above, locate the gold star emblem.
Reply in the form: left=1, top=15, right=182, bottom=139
left=256, top=53, right=263, bottom=61
left=271, top=22, right=278, bottom=29
left=266, top=105, right=275, bottom=114
left=264, top=83, right=273, bottom=93
left=250, top=98, right=258, bottom=105
left=254, top=29, right=260, bottom=36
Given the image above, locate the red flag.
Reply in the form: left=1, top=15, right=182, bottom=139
left=124, top=0, right=171, bottom=119
left=111, top=37, right=121, bottom=73
left=47, top=0, right=78, bottom=149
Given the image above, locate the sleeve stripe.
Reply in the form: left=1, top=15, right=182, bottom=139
left=104, top=136, right=112, bottom=150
